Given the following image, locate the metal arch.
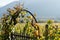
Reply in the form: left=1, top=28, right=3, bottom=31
left=11, top=9, right=37, bottom=25
left=21, top=9, right=37, bottom=23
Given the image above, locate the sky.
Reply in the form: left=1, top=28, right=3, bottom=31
left=19, top=0, right=60, bottom=18
left=0, top=0, right=60, bottom=18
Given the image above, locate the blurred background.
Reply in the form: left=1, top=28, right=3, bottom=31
left=0, top=0, right=60, bottom=22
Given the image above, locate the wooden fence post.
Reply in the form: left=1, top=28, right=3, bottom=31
left=45, top=24, right=49, bottom=40
left=11, top=33, right=15, bottom=40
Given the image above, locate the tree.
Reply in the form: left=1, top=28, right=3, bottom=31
left=47, top=20, right=54, bottom=25
left=0, top=4, right=37, bottom=40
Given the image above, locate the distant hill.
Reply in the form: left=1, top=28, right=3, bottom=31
left=0, top=1, right=19, bottom=17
